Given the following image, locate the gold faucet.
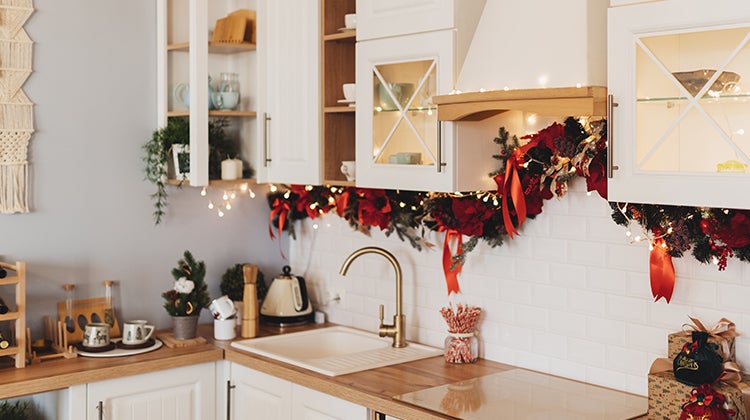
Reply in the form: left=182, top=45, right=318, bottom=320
left=339, top=247, right=407, bottom=348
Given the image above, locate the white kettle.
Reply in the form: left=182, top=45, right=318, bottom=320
left=260, top=266, right=313, bottom=325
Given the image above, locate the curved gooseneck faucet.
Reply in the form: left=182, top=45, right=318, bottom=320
left=339, top=246, right=407, bottom=348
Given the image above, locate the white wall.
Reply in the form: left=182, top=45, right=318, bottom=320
left=0, top=1, right=284, bottom=335
left=289, top=178, right=750, bottom=396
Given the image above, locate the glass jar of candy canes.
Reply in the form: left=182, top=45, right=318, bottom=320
left=444, top=331, right=478, bottom=364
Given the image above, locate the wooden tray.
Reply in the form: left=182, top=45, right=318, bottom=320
left=57, top=297, right=121, bottom=344
left=157, top=333, right=206, bottom=348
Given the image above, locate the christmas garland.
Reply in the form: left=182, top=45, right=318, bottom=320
left=267, top=117, right=750, bottom=302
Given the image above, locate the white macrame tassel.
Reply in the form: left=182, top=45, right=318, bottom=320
left=0, top=162, right=28, bottom=213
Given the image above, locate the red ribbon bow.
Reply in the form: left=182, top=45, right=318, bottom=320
left=494, top=137, right=540, bottom=238
left=441, top=228, right=463, bottom=295
left=269, top=198, right=291, bottom=240
left=650, top=238, right=675, bottom=303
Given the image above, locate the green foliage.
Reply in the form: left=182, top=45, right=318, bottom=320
left=220, top=264, right=267, bottom=302
left=142, top=117, right=246, bottom=225
left=143, top=118, right=189, bottom=224
left=0, top=400, right=30, bottom=420
left=162, top=250, right=211, bottom=316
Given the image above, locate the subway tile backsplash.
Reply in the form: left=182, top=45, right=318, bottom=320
left=288, top=179, right=750, bottom=396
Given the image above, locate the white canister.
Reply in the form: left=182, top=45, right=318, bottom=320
left=214, top=318, right=236, bottom=340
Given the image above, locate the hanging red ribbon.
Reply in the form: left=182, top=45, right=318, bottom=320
left=335, top=189, right=351, bottom=218
left=495, top=137, right=539, bottom=238
left=268, top=198, right=290, bottom=239
left=441, top=228, right=463, bottom=295
left=650, top=238, right=676, bottom=303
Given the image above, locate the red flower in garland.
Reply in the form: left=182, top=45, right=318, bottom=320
left=521, top=121, right=565, bottom=151
left=290, top=185, right=333, bottom=219
left=451, top=198, right=493, bottom=237
left=701, top=211, right=750, bottom=248
left=357, top=189, right=392, bottom=230
left=584, top=148, right=608, bottom=199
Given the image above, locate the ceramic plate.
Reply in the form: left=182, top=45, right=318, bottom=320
left=76, top=338, right=163, bottom=358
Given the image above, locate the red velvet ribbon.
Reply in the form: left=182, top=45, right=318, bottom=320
left=336, top=189, right=351, bottom=218
left=441, top=228, right=463, bottom=295
left=269, top=198, right=290, bottom=239
left=495, top=138, right=540, bottom=238
left=650, top=238, right=676, bottom=303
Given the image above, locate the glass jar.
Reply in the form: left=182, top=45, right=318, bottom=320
left=444, top=331, right=478, bottom=364
left=219, top=72, right=240, bottom=93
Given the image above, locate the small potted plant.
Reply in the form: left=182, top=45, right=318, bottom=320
left=162, top=250, right=210, bottom=339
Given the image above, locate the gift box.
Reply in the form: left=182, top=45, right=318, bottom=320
left=667, top=317, right=738, bottom=361
left=648, top=369, right=749, bottom=420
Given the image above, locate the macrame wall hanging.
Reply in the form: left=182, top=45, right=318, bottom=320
left=0, top=0, right=34, bottom=213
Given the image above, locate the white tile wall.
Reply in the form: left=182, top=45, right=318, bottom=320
left=288, top=179, right=750, bottom=396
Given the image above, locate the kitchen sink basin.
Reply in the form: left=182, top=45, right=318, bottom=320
left=230, top=326, right=442, bottom=376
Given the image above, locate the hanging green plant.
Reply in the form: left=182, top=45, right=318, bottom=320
left=142, top=117, right=241, bottom=225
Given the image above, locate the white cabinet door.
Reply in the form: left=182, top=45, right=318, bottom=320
left=86, top=362, right=216, bottom=420
left=608, top=0, right=750, bottom=208
left=229, top=363, right=292, bottom=420
left=291, top=384, right=367, bottom=420
left=356, top=30, right=496, bottom=192
left=355, top=0, right=469, bottom=41
left=256, top=0, right=321, bottom=185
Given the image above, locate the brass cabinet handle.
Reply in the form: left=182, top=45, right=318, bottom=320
left=264, top=113, right=272, bottom=167
left=607, top=94, right=619, bottom=179
left=226, top=380, right=236, bottom=420
left=436, top=120, right=446, bottom=173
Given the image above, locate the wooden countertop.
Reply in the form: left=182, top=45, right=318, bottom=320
left=0, top=323, right=647, bottom=419
left=0, top=333, right=222, bottom=399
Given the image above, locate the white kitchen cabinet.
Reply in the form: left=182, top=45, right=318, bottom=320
left=356, top=29, right=496, bottom=191
left=608, top=0, right=750, bottom=209
left=68, top=362, right=216, bottom=420
left=157, top=0, right=258, bottom=187
left=227, top=363, right=366, bottom=420
left=355, top=0, right=485, bottom=42
left=255, top=0, right=321, bottom=185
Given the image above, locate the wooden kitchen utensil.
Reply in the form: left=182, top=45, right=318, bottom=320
left=241, top=264, right=258, bottom=338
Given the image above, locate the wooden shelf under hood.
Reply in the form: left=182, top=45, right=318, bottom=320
left=432, top=86, right=607, bottom=121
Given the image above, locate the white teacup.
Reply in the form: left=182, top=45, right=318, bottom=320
left=122, top=320, right=154, bottom=345
left=82, top=323, right=111, bottom=348
left=340, top=160, right=356, bottom=181
left=342, top=83, right=356, bottom=102
left=209, top=295, right=237, bottom=320
left=344, top=13, right=356, bottom=29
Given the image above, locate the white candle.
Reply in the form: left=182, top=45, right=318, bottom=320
left=221, top=158, right=242, bottom=180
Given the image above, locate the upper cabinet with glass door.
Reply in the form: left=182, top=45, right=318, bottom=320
left=355, top=1, right=492, bottom=192
left=608, top=0, right=750, bottom=209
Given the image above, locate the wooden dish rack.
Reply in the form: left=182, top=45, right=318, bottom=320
left=0, top=261, right=26, bottom=368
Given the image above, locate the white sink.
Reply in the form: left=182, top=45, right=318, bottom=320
left=231, top=326, right=442, bottom=376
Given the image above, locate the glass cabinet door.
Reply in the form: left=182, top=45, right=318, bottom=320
left=608, top=1, right=750, bottom=209
left=356, top=30, right=456, bottom=191
left=635, top=27, right=750, bottom=175
left=371, top=59, right=438, bottom=167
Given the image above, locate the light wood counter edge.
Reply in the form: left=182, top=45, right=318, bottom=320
left=223, top=349, right=459, bottom=420
left=0, top=343, right=222, bottom=399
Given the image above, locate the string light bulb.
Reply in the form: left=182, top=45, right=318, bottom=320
left=208, top=201, right=214, bottom=210
left=269, top=184, right=278, bottom=192
left=200, top=187, right=207, bottom=196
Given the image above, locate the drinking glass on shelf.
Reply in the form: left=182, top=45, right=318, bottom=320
left=220, top=72, right=240, bottom=93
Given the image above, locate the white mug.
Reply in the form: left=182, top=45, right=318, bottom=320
left=210, top=295, right=237, bottom=320
left=214, top=318, right=236, bottom=341
left=82, top=323, right=110, bottom=348
left=344, top=13, right=356, bottom=29
left=340, top=161, right=356, bottom=181
left=122, top=320, right=154, bottom=345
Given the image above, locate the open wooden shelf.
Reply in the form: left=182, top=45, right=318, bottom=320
left=432, top=86, right=608, bottom=121
left=167, top=110, right=257, bottom=118
left=167, top=41, right=256, bottom=54
left=0, top=261, right=25, bottom=368
left=322, top=179, right=355, bottom=187
left=323, top=31, right=355, bottom=42
left=324, top=106, right=355, bottom=113
left=0, top=312, right=20, bottom=322
left=167, top=178, right=257, bottom=187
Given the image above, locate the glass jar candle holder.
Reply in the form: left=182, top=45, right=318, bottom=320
left=444, top=331, right=478, bottom=364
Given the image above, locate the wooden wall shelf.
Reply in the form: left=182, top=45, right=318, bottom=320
left=432, top=86, right=608, bottom=121
left=0, top=261, right=26, bottom=368
left=167, top=110, right=257, bottom=118
left=166, top=178, right=256, bottom=187
left=323, top=31, right=355, bottom=42
left=167, top=41, right=256, bottom=54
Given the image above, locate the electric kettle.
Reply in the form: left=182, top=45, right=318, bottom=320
left=260, top=265, right=314, bottom=325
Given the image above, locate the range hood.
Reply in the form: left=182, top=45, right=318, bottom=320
left=433, top=86, right=608, bottom=121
